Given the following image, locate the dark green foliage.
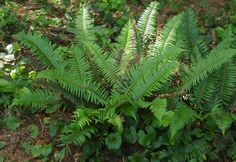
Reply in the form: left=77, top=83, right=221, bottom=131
left=6, top=2, right=236, bottom=161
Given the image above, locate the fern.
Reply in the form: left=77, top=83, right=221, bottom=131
left=124, top=47, right=180, bottom=100
left=111, top=20, right=138, bottom=77
left=137, top=1, right=158, bottom=40
left=128, top=61, right=178, bottom=100
left=180, top=8, right=208, bottom=63
left=215, top=61, right=236, bottom=106
left=86, top=42, right=120, bottom=84
left=169, top=106, right=197, bottom=138
left=67, top=45, right=92, bottom=81
left=37, top=70, right=109, bottom=104
left=149, top=98, right=167, bottom=121
left=16, top=32, right=66, bottom=70
left=192, top=74, right=218, bottom=106
left=60, top=126, right=95, bottom=146
left=12, top=4, right=236, bottom=161
left=73, top=108, right=100, bottom=129
left=72, top=7, right=100, bottom=78
left=12, top=87, right=61, bottom=113
left=211, top=106, right=235, bottom=135
left=156, top=14, right=183, bottom=53
left=181, top=37, right=236, bottom=91
left=171, top=139, right=210, bottom=162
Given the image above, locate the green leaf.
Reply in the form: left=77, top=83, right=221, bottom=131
left=0, top=79, right=15, bottom=92
left=28, top=124, right=39, bottom=139
left=150, top=98, right=167, bottom=121
left=20, top=142, right=33, bottom=155
left=0, top=155, right=4, bottom=162
left=169, top=106, right=196, bottom=139
left=138, top=1, right=158, bottom=40
left=124, top=126, right=137, bottom=143
left=211, top=106, right=234, bottom=135
left=138, top=127, right=157, bottom=147
left=49, top=120, right=59, bottom=137
left=31, top=144, right=52, bottom=157
left=105, top=133, right=122, bottom=150
left=0, top=141, right=6, bottom=150
left=54, top=148, right=66, bottom=162
left=108, top=116, right=123, bottom=132
left=151, top=136, right=163, bottom=149
left=5, top=116, right=20, bottom=131
left=128, top=153, right=148, bottom=162
left=31, top=145, right=42, bottom=157
left=41, top=144, right=52, bottom=157
left=120, top=104, right=137, bottom=120
left=45, top=104, right=60, bottom=113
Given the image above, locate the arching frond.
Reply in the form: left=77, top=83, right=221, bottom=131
left=12, top=87, right=61, bottom=113
left=60, top=126, right=95, bottom=146
left=124, top=47, right=180, bottom=100
left=72, top=7, right=99, bottom=77
left=67, top=45, right=92, bottom=81
left=86, top=42, right=120, bottom=84
left=180, top=8, right=208, bottom=63
left=16, top=32, right=66, bottom=70
left=156, top=13, right=183, bottom=53
left=211, top=105, right=235, bottom=135
left=111, top=20, right=138, bottom=77
left=181, top=37, right=236, bottom=91
left=37, top=70, right=109, bottom=105
left=72, top=107, right=100, bottom=129
left=169, top=106, right=196, bottom=138
left=216, top=61, right=236, bottom=106
left=127, top=61, right=178, bottom=100
left=73, top=7, right=96, bottom=45
left=137, top=1, right=158, bottom=40
left=192, top=74, right=218, bottom=107
left=171, top=139, right=210, bottom=162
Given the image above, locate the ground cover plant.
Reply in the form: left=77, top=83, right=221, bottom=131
left=0, top=0, right=236, bottom=161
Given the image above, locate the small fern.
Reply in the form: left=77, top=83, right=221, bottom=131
left=12, top=87, right=61, bottom=113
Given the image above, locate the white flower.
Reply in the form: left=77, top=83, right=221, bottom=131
left=10, top=69, right=17, bottom=74
left=0, top=52, right=6, bottom=59
left=0, top=61, right=4, bottom=69
left=5, top=44, right=14, bottom=54
left=4, top=54, right=15, bottom=62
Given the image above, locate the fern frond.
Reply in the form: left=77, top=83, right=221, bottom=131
left=61, top=126, right=95, bottom=146
left=67, top=45, right=92, bottom=80
left=169, top=106, right=196, bottom=138
left=171, top=139, right=210, bottom=162
left=137, top=1, right=158, bottom=40
left=216, top=61, right=236, bottom=106
left=180, top=8, right=208, bottom=63
left=111, top=20, right=138, bottom=77
left=192, top=74, right=218, bottom=106
left=72, top=7, right=100, bottom=77
left=12, top=87, right=61, bottom=113
left=0, top=79, right=16, bottom=92
left=16, top=32, right=65, bottom=70
left=73, top=107, right=101, bottom=129
left=211, top=106, right=235, bottom=135
left=37, top=70, right=109, bottom=105
left=156, top=13, right=183, bottom=53
left=86, top=42, right=120, bottom=84
left=124, top=47, right=180, bottom=100
left=149, top=98, right=167, bottom=121
left=181, top=38, right=236, bottom=91
left=127, top=61, right=178, bottom=100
